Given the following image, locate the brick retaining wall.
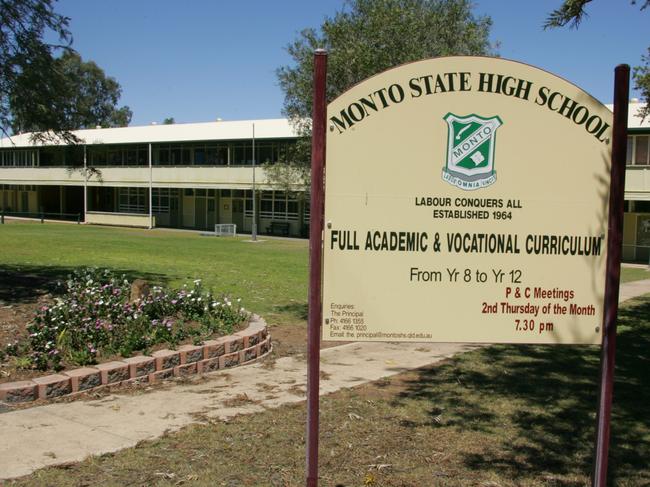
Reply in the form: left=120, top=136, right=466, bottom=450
left=0, top=315, right=271, bottom=404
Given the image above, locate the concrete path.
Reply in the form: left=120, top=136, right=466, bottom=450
left=1, top=279, right=649, bottom=481
left=618, top=278, right=650, bottom=302
left=0, top=342, right=475, bottom=479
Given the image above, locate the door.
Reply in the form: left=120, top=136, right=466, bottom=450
left=182, top=189, right=195, bottom=228
left=207, top=198, right=216, bottom=229
left=232, top=199, right=244, bottom=233
left=195, top=196, right=207, bottom=230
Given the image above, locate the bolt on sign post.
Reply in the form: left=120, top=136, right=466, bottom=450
left=306, top=55, right=628, bottom=486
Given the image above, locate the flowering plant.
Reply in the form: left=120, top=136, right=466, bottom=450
left=25, top=268, right=248, bottom=370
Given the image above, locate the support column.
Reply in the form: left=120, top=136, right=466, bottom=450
left=149, top=143, right=153, bottom=229
left=83, top=145, right=88, bottom=221
left=252, top=123, right=257, bottom=240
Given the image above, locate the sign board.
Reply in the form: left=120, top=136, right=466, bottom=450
left=322, top=57, right=613, bottom=344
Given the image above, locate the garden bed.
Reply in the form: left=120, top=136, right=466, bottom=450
left=0, top=315, right=271, bottom=403
left=1, top=268, right=250, bottom=385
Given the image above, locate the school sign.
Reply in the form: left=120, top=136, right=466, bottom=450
left=321, top=57, right=613, bottom=344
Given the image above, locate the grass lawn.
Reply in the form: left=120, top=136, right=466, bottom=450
left=0, top=222, right=308, bottom=326
left=621, top=265, right=650, bottom=283
left=1, top=222, right=647, bottom=322
left=8, top=294, right=650, bottom=486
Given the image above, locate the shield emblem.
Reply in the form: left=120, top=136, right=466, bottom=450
left=442, top=113, right=503, bottom=190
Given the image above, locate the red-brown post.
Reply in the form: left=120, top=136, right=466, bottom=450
left=592, top=64, right=629, bottom=487
left=306, top=49, right=327, bottom=487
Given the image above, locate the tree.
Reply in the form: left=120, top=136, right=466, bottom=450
left=274, top=0, right=494, bottom=189
left=0, top=0, right=71, bottom=138
left=544, top=0, right=649, bottom=119
left=633, top=48, right=650, bottom=119
left=163, top=117, right=176, bottom=125
left=10, top=51, right=132, bottom=135
left=1, top=0, right=131, bottom=142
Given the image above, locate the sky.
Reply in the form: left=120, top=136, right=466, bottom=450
left=52, top=0, right=648, bottom=127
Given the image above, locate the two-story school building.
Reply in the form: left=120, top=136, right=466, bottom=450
left=0, top=104, right=649, bottom=258
left=621, top=102, right=650, bottom=262
left=0, top=119, right=309, bottom=237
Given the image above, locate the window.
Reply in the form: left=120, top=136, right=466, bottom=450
left=118, top=144, right=148, bottom=166
left=303, top=200, right=310, bottom=223
left=256, top=143, right=277, bottom=164
left=125, top=147, right=138, bottom=165
left=194, top=147, right=206, bottom=165
left=635, top=201, right=650, bottom=213
left=206, top=145, right=228, bottom=165
left=635, top=136, right=649, bottom=165
left=138, top=146, right=148, bottom=165
left=233, top=143, right=253, bottom=165
left=171, top=146, right=182, bottom=165
left=118, top=188, right=147, bottom=213
left=156, top=145, right=170, bottom=165
left=628, top=135, right=650, bottom=165
left=108, top=147, right=123, bottom=165
left=0, top=150, right=38, bottom=167
left=253, top=191, right=299, bottom=221
left=182, top=147, right=191, bottom=164
left=89, top=146, right=107, bottom=166
left=152, top=188, right=178, bottom=213
left=40, top=147, right=65, bottom=166
left=627, top=137, right=634, bottom=165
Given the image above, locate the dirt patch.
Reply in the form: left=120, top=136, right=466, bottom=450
left=0, top=277, right=58, bottom=383
left=221, top=393, right=259, bottom=408
left=268, top=323, right=348, bottom=357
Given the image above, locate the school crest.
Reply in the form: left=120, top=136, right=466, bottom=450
left=442, top=113, right=503, bottom=190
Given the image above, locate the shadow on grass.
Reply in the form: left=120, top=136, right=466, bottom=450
left=394, top=298, right=650, bottom=484
left=274, top=302, right=309, bottom=321
left=0, top=264, right=170, bottom=305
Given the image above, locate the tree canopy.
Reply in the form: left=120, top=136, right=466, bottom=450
left=1, top=0, right=131, bottom=141
left=275, top=0, right=494, bottom=187
left=545, top=0, right=649, bottom=118
left=279, top=0, right=493, bottom=130
left=10, top=51, right=132, bottom=136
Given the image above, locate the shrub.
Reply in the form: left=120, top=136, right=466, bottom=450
left=26, top=268, right=248, bottom=370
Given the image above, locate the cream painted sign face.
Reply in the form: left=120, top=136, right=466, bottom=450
left=322, top=57, right=612, bottom=344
